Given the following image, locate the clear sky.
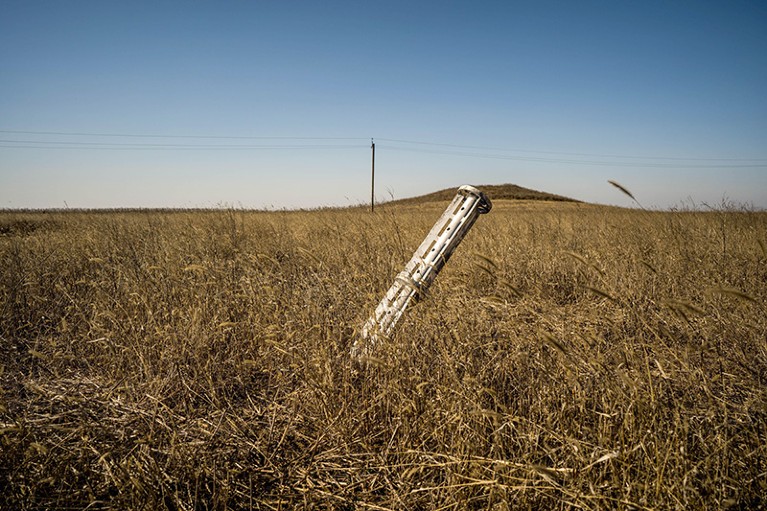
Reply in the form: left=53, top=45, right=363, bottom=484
left=1, top=0, right=766, bottom=209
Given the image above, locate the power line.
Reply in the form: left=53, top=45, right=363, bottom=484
left=379, top=145, right=767, bottom=169
left=0, top=129, right=369, bottom=151
left=0, top=144, right=365, bottom=151
left=0, top=139, right=366, bottom=150
left=0, top=129, right=368, bottom=141
left=377, top=137, right=767, bottom=162
left=1, top=129, right=764, bottom=167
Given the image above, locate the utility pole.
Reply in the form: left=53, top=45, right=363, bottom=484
left=370, top=138, right=376, bottom=213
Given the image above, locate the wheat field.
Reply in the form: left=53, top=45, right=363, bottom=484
left=1, top=198, right=766, bottom=510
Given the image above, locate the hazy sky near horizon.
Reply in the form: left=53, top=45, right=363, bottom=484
left=1, top=1, right=766, bottom=209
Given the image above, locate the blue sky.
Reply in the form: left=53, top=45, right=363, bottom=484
left=1, top=1, right=766, bottom=209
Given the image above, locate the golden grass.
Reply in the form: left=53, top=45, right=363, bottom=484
left=1, top=201, right=766, bottom=510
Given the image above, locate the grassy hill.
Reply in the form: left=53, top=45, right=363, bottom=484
left=385, top=183, right=579, bottom=206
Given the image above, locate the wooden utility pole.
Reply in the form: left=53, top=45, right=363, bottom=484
left=370, top=138, right=375, bottom=212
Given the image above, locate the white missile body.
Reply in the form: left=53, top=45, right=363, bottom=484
left=353, top=185, right=492, bottom=357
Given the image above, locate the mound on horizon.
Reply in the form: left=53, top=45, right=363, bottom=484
left=385, top=183, right=579, bottom=206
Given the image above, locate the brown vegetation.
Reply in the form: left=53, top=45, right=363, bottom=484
left=1, top=198, right=766, bottom=509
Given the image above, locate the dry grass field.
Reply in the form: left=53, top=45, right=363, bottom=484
left=1, top=196, right=766, bottom=510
